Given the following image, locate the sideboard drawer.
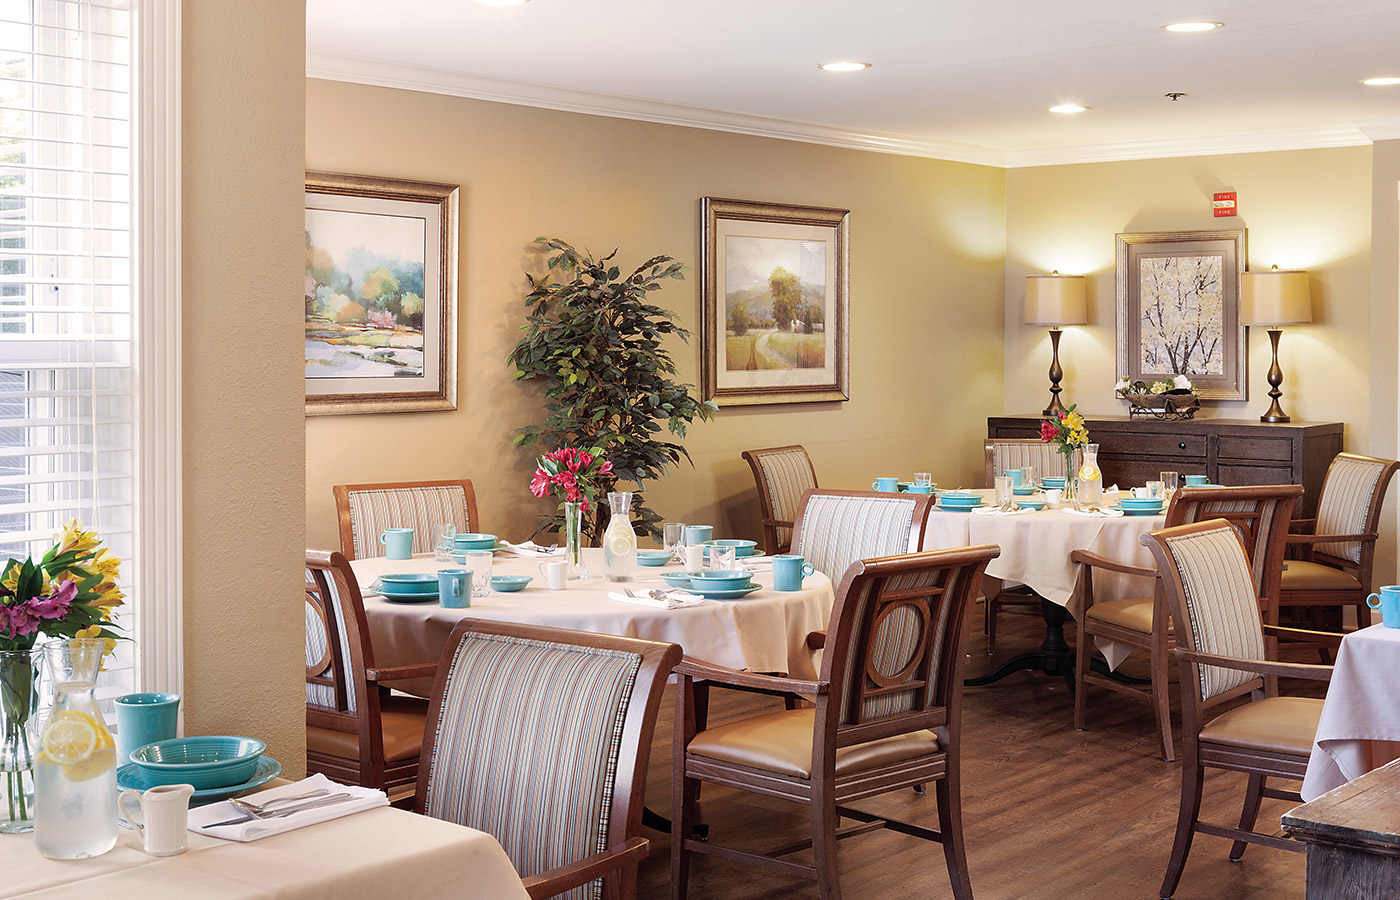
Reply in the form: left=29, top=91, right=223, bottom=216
left=1111, top=433, right=1208, bottom=459
left=1218, top=436, right=1293, bottom=462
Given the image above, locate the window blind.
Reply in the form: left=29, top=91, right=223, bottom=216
left=0, top=0, right=135, bottom=700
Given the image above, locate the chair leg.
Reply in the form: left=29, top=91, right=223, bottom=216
left=671, top=771, right=700, bottom=900
left=985, top=597, right=999, bottom=655
left=1160, top=761, right=1205, bottom=899
left=1229, top=773, right=1265, bottom=862
left=811, top=792, right=842, bottom=900
left=1151, top=640, right=1174, bottom=763
left=1073, top=621, right=1090, bottom=732
left=936, top=773, right=974, bottom=900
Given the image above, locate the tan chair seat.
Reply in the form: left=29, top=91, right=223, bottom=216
left=1281, top=560, right=1361, bottom=593
left=686, top=707, right=939, bottom=779
left=1197, top=696, right=1323, bottom=756
left=306, top=696, right=429, bottom=763
left=1084, top=596, right=1155, bottom=634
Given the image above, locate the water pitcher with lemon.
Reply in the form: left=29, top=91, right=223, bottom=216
left=1078, top=443, right=1103, bottom=507
left=35, top=639, right=117, bottom=859
left=603, top=491, right=638, bottom=582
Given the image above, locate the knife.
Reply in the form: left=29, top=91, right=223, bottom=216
left=205, top=793, right=355, bottom=828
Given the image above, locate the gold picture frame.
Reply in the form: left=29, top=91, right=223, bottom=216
left=304, top=172, right=458, bottom=416
left=701, top=197, right=850, bottom=407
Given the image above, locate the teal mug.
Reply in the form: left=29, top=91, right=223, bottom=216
left=1006, top=468, right=1024, bottom=487
left=772, top=554, right=816, bottom=591
left=114, top=692, right=181, bottom=764
left=1367, top=584, right=1400, bottom=628
left=684, top=525, right=713, bottom=546
left=871, top=477, right=899, bottom=492
left=1184, top=474, right=1210, bottom=486
left=907, top=483, right=934, bottom=494
left=438, top=568, right=472, bottom=609
left=381, top=527, right=414, bottom=560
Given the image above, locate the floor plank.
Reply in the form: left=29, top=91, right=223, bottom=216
left=638, top=601, right=1323, bottom=900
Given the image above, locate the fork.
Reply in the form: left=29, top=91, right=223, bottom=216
left=230, top=788, right=330, bottom=814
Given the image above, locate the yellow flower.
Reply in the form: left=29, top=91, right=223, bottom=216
left=75, top=624, right=102, bottom=639
left=89, top=549, right=121, bottom=579
left=0, top=563, right=18, bottom=594
left=91, top=577, right=124, bottom=609
left=1065, top=412, right=1085, bottom=430
left=56, top=520, right=101, bottom=556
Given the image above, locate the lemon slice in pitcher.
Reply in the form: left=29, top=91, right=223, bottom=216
left=609, top=534, right=634, bottom=556
left=41, top=711, right=100, bottom=766
left=1080, top=464, right=1101, bottom=482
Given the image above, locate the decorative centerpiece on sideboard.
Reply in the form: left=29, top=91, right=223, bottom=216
left=1115, top=375, right=1200, bottom=420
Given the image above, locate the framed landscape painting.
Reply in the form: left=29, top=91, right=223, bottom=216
left=1115, top=229, right=1247, bottom=401
left=700, top=197, right=850, bottom=406
left=304, top=172, right=458, bottom=415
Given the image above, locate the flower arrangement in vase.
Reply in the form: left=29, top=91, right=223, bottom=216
left=530, top=447, right=613, bottom=580
left=1115, top=374, right=1200, bottom=420
left=1040, top=405, right=1091, bottom=497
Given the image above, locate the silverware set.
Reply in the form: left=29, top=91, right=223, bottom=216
left=205, top=790, right=355, bottom=828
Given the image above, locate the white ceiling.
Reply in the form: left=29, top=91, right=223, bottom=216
left=305, top=0, right=1400, bottom=167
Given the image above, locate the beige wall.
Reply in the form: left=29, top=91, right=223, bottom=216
left=1370, top=140, right=1400, bottom=584
left=183, top=2, right=306, bottom=771
left=304, top=79, right=1007, bottom=549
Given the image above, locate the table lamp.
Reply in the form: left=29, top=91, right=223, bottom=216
left=1241, top=266, right=1312, bottom=423
left=1024, top=272, right=1088, bottom=416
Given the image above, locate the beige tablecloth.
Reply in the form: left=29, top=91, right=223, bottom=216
left=1301, top=624, right=1400, bottom=801
left=0, top=806, right=527, bottom=899
left=353, top=547, right=836, bottom=691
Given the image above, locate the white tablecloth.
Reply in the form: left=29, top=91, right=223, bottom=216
left=0, top=806, right=527, bottom=899
left=1301, top=624, right=1400, bottom=801
left=352, top=547, right=835, bottom=691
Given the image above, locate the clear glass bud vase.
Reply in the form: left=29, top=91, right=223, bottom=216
left=0, top=648, right=40, bottom=833
left=563, top=500, right=589, bottom=581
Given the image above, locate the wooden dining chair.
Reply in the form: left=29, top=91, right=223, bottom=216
left=304, top=550, right=436, bottom=801
left=332, top=478, right=480, bottom=559
left=743, top=445, right=819, bottom=555
left=672, top=544, right=1000, bottom=900
left=1279, top=453, right=1399, bottom=633
left=416, top=619, right=681, bottom=900
left=1140, top=520, right=1338, bottom=899
left=790, top=489, right=933, bottom=583
left=1072, top=484, right=1302, bottom=761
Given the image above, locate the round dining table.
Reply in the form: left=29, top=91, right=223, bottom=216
left=349, top=547, right=836, bottom=696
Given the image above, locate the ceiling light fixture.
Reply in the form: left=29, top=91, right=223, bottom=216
left=818, top=61, right=871, bottom=72
left=1362, top=76, right=1400, bottom=86
left=1048, top=104, right=1088, bottom=114
left=1163, top=22, right=1223, bottom=32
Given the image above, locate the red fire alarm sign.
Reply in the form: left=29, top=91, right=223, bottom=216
left=1213, top=191, right=1237, bottom=217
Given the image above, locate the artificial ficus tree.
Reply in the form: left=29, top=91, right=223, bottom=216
left=510, top=237, right=716, bottom=544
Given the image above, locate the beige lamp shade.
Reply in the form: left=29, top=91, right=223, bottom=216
left=1024, top=274, right=1087, bottom=326
left=1241, top=269, right=1312, bottom=326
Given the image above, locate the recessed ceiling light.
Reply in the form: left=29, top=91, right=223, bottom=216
left=474, top=0, right=529, bottom=6
left=818, top=61, right=871, bottom=73
left=1163, top=22, right=1223, bottom=32
left=1048, top=104, right=1088, bottom=114
left=1362, top=76, right=1400, bottom=86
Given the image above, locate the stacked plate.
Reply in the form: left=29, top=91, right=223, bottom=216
left=374, top=573, right=439, bottom=602
left=118, top=736, right=281, bottom=804
left=452, top=532, right=498, bottom=551
left=938, top=492, right=983, bottom=511
left=1117, top=497, right=1166, bottom=516
left=702, top=539, right=760, bottom=558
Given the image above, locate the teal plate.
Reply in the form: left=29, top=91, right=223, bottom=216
left=1012, top=485, right=1036, bottom=495
left=1115, top=504, right=1165, bottom=516
left=377, top=587, right=439, bottom=603
left=658, top=573, right=694, bottom=588
left=687, top=585, right=761, bottom=601
left=937, top=502, right=983, bottom=512
left=117, top=756, right=282, bottom=807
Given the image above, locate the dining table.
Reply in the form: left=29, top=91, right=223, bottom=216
left=0, top=800, right=528, bottom=899
left=1301, top=624, right=1400, bottom=801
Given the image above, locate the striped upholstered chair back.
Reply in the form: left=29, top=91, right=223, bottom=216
left=305, top=551, right=368, bottom=721
left=1164, top=484, right=1302, bottom=618
left=1310, top=454, right=1399, bottom=566
left=819, top=545, right=998, bottom=741
left=791, top=489, right=934, bottom=583
left=742, top=445, right=819, bottom=555
left=984, top=439, right=1068, bottom=488
left=416, top=621, right=681, bottom=900
left=1142, top=521, right=1269, bottom=704
left=332, top=479, right=480, bottom=559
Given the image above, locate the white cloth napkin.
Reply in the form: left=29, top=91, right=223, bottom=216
left=971, top=506, right=1036, bottom=517
left=741, top=558, right=772, bottom=570
left=1064, top=507, right=1125, bottom=518
left=188, top=773, right=388, bottom=842
left=608, top=590, right=705, bottom=609
left=500, top=540, right=564, bottom=557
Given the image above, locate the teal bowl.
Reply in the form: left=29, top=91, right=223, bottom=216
left=490, top=575, right=532, bottom=593
left=704, top=539, right=758, bottom=558
left=453, top=533, right=498, bottom=550
left=939, top=492, right=981, bottom=507
left=129, top=736, right=265, bottom=789
left=1012, top=485, right=1036, bottom=496
left=1016, top=498, right=1048, bottom=510
left=1119, top=498, right=1165, bottom=510
left=689, top=571, right=753, bottom=589
left=1040, top=477, right=1067, bottom=488
left=637, top=550, right=673, bottom=567
left=660, top=572, right=694, bottom=589
left=377, top=573, right=439, bottom=593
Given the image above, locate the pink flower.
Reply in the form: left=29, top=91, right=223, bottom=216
left=529, top=469, right=550, bottom=498
left=29, top=580, right=76, bottom=620
left=0, top=604, right=39, bottom=639
left=553, top=471, right=579, bottom=495
left=1040, top=421, right=1058, bottom=442
left=597, top=460, right=613, bottom=476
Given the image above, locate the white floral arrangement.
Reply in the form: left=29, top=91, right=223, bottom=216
left=1115, top=374, right=1193, bottom=397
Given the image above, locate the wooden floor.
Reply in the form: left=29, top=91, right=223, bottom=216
left=637, top=602, right=1326, bottom=900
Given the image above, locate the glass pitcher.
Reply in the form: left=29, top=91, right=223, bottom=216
left=603, top=491, right=638, bottom=583
left=1078, top=442, right=1103, bottom=507
left=34, top=639, right=118, bottom=860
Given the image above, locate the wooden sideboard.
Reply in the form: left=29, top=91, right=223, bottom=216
left=987, top=415, right=1344, bottom=518
left=1283, top=758, right=1400, bottom=900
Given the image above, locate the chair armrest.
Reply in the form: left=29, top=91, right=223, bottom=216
left=1262, top=624, right=1345, bottom=649
left=1286, top=532, right=1377, bottom=545
left=805, top=631, right=826, bottom=651
left=522, top=836, right=649, bottom=899
left=675, top=656, right=827, bottom=696
left=1288, top=518, right=1317, bottom=534
left=1070, top=549, right=1156, bottom=579
left=1173, top=648, right=1333, bottom=682
left=762, top=518, right=795, bottom=529
left=366, top=663, right=437, bottom=682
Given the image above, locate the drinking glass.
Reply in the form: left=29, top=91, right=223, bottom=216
left=1021, top=466, right=1036, bottom=487
left=994, top=475, right=1013, bottom=507
left=1146, top=480, right=1165, bottom=499
left=914, top=472, right=932, bottom=488
left=434, top=523, right=456, bottom=562
left=463, top=550, right=492, bottom=597
left=1160, top=471, right=1180, bottom=494
left=663, top=523, right=686, bottom=562
left=711, top=546, right=737, bottom=571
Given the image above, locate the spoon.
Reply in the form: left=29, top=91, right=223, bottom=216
left=230, top=788, right=330, bottom=814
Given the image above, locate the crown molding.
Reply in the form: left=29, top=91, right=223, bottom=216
left=1005, top=124, right=1373, bottom=168
left=305, top=51, right=1009, bottom=167
left=1356, top=118, right=1400, bottom=142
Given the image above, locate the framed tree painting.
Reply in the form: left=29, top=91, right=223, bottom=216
left=700, top=197, right=850, bottom=407
left=304, top=172, right=458, bottom=415
left=1115, top=229, right=1247, bottom=401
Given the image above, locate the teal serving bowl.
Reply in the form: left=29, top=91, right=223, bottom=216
left=637, top=550, right=673, bottom=567
left=129, top=736, right=265, bottom=789
left=377, top=573, right=439, bottom=593
left=490, top=575, right=531, bottom=593
left=704, top=539, right=758, bottom=558
left=939, top=492, right=981, bottom=508
left=660, top=572, right=694, bottom=589
left=453, top=533, right=498, bottom=551
left=1016, top=498, right=1048, bottom=510
left=1040, top=477, right=1067, bottom=488
left=688, top=570, right=753, bottom=589
left=1012, top=485, right=1036, bottom=496
left=1119, top=498, right=1165, bottom=510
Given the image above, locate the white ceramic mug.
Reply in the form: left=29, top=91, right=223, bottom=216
left=119, top=783, right=194, bottom=857
left=538, top=559, right=567, bottom=590
left=682, top=544, right=705, bottom=571
left=1044, top=488, right=1064, bottom=508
